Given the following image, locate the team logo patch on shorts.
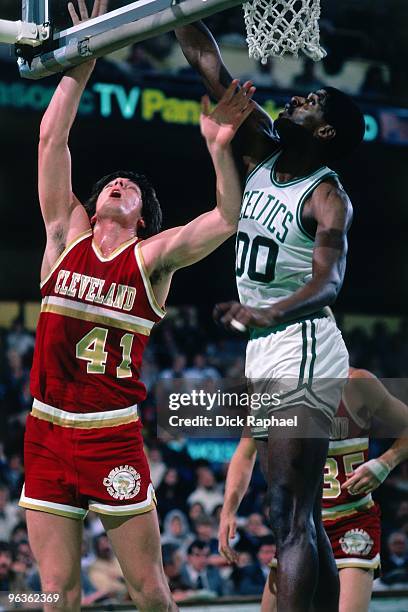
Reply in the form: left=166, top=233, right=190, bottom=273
left=103, top=465, right=141, bottom=500
left=339, top=529, right=373, bottom=556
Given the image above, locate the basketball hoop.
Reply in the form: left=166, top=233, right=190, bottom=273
left=243, top=0, right=327, bottom=64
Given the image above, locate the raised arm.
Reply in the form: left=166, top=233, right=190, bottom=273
left=140, top=81, right=255, bottom=304
left=175, top=22, right=277, bottom=166
left=218, top=435, right=257, bottom=563
left=39, top=1, right=107, bottom=282
left=215, top=180, right=352, bottom=330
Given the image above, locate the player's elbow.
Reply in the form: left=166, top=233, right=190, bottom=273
left=39, top=116, right=68, bottom=147
left=325, top=279, right=342, bottom=305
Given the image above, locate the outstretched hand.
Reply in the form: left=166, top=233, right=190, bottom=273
left=200, top=80, right=256, bottom=149
left=68, top=0, right=108, bottom=25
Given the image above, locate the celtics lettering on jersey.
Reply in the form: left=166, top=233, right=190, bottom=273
left=236, top=150, right=337, bottom=309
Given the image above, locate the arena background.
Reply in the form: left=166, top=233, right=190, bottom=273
left=0, top=0, right=407, bottom=609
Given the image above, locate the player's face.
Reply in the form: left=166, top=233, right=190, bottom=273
left=95, top=177, right=143, bottom=227
left=277, top=89, right=329, bottom=134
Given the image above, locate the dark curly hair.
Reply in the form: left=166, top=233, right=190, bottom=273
left=85, top=170, right=162, bottom=239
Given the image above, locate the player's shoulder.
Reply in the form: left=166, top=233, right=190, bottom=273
left=309, top=175, right=353, bottom=221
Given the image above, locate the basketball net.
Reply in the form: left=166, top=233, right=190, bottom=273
left=243, top=0, right=327, bottom=63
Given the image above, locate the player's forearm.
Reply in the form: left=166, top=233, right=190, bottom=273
left=175, top=22, right=232, bottom=100
left=40, top=62, right=95, bottom=142
left=379, top=438, right=408, bottom=471
left=267, top=275, right=340, bottom=325
left=209, top=144, right=242, bottom=228
left=222, top=455, right=255, bottom=515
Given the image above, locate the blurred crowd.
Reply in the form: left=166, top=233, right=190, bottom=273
left=0, top=307, right=407, bottom=604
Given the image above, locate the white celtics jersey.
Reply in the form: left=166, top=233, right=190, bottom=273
left=236, top=150, right=337, bottom=309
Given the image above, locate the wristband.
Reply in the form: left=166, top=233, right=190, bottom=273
left=364, top=458, right=391, bottom=483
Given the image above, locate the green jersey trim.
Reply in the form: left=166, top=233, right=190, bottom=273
left=296, top=171, right=339, bottom=241
left=249, top=310, right=327, bottom=340
left=270, top=152, right=327, bottom=188
left=244, top=149, right=281, bottom=187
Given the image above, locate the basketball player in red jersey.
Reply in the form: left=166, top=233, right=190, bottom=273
left=19, top=2, right=255, bottom=610
left=219, top=368, right=408, bottom=612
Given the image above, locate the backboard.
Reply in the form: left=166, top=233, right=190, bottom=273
left=13, top=0, right=243, bottom=79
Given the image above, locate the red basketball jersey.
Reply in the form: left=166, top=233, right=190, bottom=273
left=30, top=231, right=165, bottom=413
left=322, top=399, right=373, bottom=520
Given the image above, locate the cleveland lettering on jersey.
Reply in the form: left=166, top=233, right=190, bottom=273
left=54, top=268, right=137, bottom=312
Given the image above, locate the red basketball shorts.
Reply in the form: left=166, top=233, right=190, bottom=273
left=269, top=504, right=381, bottom=571
left=324, top=503, right=381, bottom=571
left=19, top=400, right=155, bottom=520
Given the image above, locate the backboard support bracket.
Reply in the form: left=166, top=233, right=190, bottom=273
left=17, top=0, right=243, bottom=80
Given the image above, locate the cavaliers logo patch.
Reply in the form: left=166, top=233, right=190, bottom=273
left=339, top=529, right=373, bottom=556
left=103, top=465, right=141, bottom=500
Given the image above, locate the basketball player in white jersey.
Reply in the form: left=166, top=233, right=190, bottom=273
left=176, top=22, right=365, bottom=612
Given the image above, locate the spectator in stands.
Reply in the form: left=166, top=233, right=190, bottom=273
left=382, top=531, right=408, bottom=577
left=188, top=502, right=206, bottom=526
left=9, top=522, right=28, bottom=545
left=157, top=467, right=190, bottom=518
left=185, top=354, right=221, bottom=381
left=6, top=319, right=34, bottom=358
left=395, top=500, right=408, bottom=532
left=162, top=543, right=195, bottom=602
left=235, top=513, right=272, bottom=556
left=159, top=354, right=187, bottom=381
left=2, top=453, right=24, bottom=500
left=193, top=515, right=219, bottom=556
left=11, top=539, right=36, bottom=582
left=180, top=540, right=224, bottom=596
left=161, top=509, right=193, bottom=551
left=148, top=445, right=167, bottom=489
left=237, top=536, right=276, bottom=596
left=0, top=483, right=20, bottom=541
left=188, top=467, right=224, bottom=515
left=88, top=534, right=128, bottom=601
left=0, top=540, right=29, bottom=592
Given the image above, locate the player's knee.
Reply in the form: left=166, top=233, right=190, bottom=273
left=42, top=580, right=81, bottom=612
left=268, top=487, right=314, bottom=544
left=40, top=575, right=81, bottom=610
left=129, top=575, right=172, bottom=611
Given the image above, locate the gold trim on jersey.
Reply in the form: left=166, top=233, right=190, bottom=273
left=134, top=243, right=166, bottom=319
left=336, top=553, right=380, bottom=570
left=328, top=438, right=368, bottom=456
left=323, top=494, right=374, bottom=521
left=269, top=553, right=381, bottom=571
left=92, top=236, right=138, bottom=262
left=19, top=485, right=87, bottom=520
left=40, top=230, right=93, bottom=289
left=31, top=399, right=139, bottom=429
left=88, top=484, right=157, bottom=516
left=41, top=295, right=154, bottom=336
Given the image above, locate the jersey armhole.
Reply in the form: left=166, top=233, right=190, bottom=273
left=296, top=171, right=339, bottom=241
left=40, top=230, right=93, bottom=289
left=134, top=242, right=166, bottom=319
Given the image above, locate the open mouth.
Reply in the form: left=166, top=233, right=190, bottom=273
left=110, top=188, right=121, bottom=199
